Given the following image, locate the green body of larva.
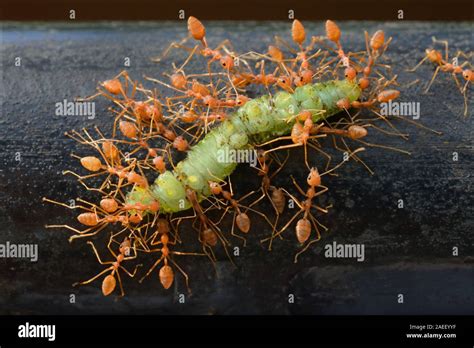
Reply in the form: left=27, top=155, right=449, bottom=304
left=126, top=80, right=361, bottom=213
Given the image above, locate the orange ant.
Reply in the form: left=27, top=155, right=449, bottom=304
left=266, top=167, right=329, bottom=261
left=408, top=37, right=472, bottom=116
left=207, top=179, right=275, bottom=246
left=246, top=150, right=289, bottom=250
left=256, top=109, right=327, bottom=171
left=184, top=188, right=232, bottom=259
left=43, top=197, right=144, bottom=241
left=73, top=236, right=141, bottom=297
left=139, top=218, right=205, bottom=291
left=263, top=147, right=366, bottom=258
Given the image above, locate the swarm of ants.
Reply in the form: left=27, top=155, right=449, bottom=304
left=43, top=17, right=472, bottom=297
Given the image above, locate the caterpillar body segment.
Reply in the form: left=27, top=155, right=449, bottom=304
left=126, top=80, right=361, bottom=213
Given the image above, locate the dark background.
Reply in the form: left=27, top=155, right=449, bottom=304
left=0, top=19, right=473, bottom=315
left=1, top=0, right=473, bottom=21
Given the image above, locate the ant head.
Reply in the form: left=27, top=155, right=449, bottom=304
left=307, top=167, right=321, bottom=187
left=203, top=95, right=212, bottom=106
left=170, top=73, right=187, bottom=90
left=462, top=69, right=473, bottom=81
left=277, top=76, right=291, bottom=90
left=268, top=45, right=283, bottom=61
left=336, top=98, right=350, bottom=110
left=344, top=67, right=357, bottom=81
left=201, top=228, right=218, bottom=246
left=128, top=213, right=142, bottom=224
left=120, top=237, right=131, bottom=253
left=220, top=55, right=234, bottom=70
left=236, top=95, right=249, bottom=106
left=209, top=181, right=222, bottom=195
left=157, top=218, right=170, bottom=233
left=426, top=49, right=442, bottom=64
left=298, top=69, right=313, bottom=85
left=173, top=136, right=188, bottom=152
left=179, top=110, right=194, bottom=123
left=257, top=149, right=267, bottom=162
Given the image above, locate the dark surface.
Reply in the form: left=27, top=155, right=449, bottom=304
left=0, top=21, right=473, bottom=315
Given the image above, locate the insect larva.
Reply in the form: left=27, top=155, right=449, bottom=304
left=126, top=80, right=361, bottom=214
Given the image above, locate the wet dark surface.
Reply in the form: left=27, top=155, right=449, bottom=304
left=0, top=21, right=473, bottom=315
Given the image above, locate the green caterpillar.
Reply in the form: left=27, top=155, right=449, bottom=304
left=126, top=79, right=361, bottom=213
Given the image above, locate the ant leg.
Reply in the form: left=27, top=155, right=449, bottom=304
left=368, top=109, right=409, bottom=140
left=69, top=224, right=108, bottom=242
left=353, top=137, right=410, bottom=155
left=169, top=258, right=191, bottom=293
left=45, top=224, right=95, bottom=235
left=151, top=37, right=193, bottom=62
left=424, top=66, right=441, bottom=93
left=139, top=255, right=164, bottom=283
left=213, top=204, right=232, bottom=225
left=308, top=142, right=333, bottom=172
left=293, top=176, right=329, bottom=199
left=171, top=251, right=207, bottom=257
left=105, top=236, right=119, bottom=259
left=87, top=241, right=112, bottom=265
left=247, top=188, right=266, bottom=209
left=244, top=205, right=276, bottom=231
left=116, top=271, right=125, bottom=297
left=407, top=56, right=429, bottom=72
left=294, top=236, right=321, bottom=263
left=274, top=35, right=299, bottom=55
left=62, top=169, right=108, bottom=181
left=431, top=36, right=449, bottom=62
left=268, top=210, right=303, bottom=242
left=263, top=142, right=302, bottom=155
left=308, top=209, right=330, bottom=231
left=73, top=268, right=111, bottom=287
left=42, top=197, right=96, bottom=212
left=462, top=84, right=469, bottom=117
left=119, top=264, right=142, bottom=278
left=303, top=143, right=311, bottom=171
left=462, top=80, right=470, bottom=94
left=335, top=137, right=375, bottom=175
